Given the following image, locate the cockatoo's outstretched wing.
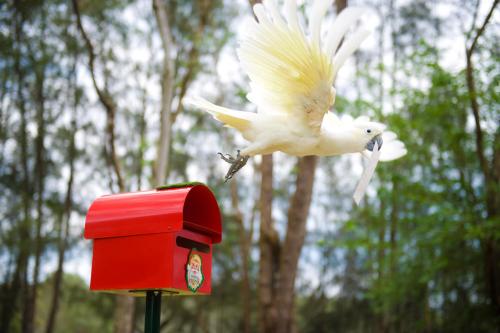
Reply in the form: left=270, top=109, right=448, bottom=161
left=240, top=0, right=369, bottom=132
left=189, top=1, right=369, bottom=133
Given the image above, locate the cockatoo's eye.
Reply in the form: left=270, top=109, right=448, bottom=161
left=366, top=129, right=372, bottom=134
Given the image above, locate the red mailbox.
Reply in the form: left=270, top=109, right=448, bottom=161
left=84, top=183, right=222, bottom=295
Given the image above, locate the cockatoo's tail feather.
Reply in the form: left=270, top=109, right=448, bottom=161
left=186, top=97, right=255, bottom=132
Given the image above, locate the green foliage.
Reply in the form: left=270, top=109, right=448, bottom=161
left=306, top=24, right=500, bottom=332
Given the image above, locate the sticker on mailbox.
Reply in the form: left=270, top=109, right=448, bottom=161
left=186, top=250, right=204, bottom=292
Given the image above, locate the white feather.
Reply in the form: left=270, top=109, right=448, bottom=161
left=324, top=7, right=367, bottom=59
left=332, top=28, right=370, bottom=77
left=253, top=4, right=271, bottom=25
left=263, top=0, right=286, bottom=27
left=309, top=0, right=332, bottom=47
left=284, top=0, right=301, bottom=32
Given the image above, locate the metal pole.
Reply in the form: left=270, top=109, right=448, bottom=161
left=145, top=291, right=162, bottom=333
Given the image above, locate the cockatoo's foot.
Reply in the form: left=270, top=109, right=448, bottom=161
left=217, top=150, right=250, bottom=182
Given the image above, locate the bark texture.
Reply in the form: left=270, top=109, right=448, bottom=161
left=464, top=0, right=500, bottom=317
left=230, top=179, right=253, bottom=333
left=152, top=0, right=175, bottom=185
left=26, top=13, right=48, bottom=331
left=275, top=156, right=318, bottom=333
left=258, top=154, right=279, bottom=333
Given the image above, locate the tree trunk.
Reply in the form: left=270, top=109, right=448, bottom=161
left=275, top=156, right=318, bottom=333
left=152, top=0, right=175, bottom=186
left=0, top=8, right=33, bottom=333
left=230, top=179, right=252, bottom=333
left=26, top=14, right=48, bottom=330
left=258, top=154, right=279, bottom=333
left=45, top=166, right=74, bottom=333
left=45, top=50, right=78, bottom=333
left=464, top=0, right=500, bottom=317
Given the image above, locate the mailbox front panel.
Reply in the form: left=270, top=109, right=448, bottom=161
left=90, top=233, right=174, bottom=291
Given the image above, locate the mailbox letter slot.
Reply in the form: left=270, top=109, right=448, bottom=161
left=176, top=236, right=210, bottom=253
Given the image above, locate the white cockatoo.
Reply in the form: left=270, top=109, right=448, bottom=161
left=188, top=0, right=406, bottom=189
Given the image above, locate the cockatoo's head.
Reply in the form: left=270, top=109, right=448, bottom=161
left=352, top=121, right=385, bottom=151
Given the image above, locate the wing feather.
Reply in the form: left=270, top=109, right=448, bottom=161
left=239, top=1, right=370, bottom=132
left=332, top=28, right=370, bottom=77
left=309, top=0, right=333, bottom=47
left=240, top=0, right=336, bottom=131
left=324, top=7, right=368, bottom=58
left=194, top=1, right=371, bottom=134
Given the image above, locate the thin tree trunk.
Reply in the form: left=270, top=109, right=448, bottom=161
left=464, top=0, right=500, bottom=317
left=275, top=156, right=318, bottom=333
left=170, top=0, right=211, bottom=124
left=45, top=49, right=78, bottom=333
left=72, top=0, right=124, bottom=191
left=152, top=0, right=175, bottom=186
left=258, top=154, right=279, bottom=333
left=72, top=1, right=134, bottom=331
left=137, top=92, right=147, bottom=191
left=230, top=179, right=252, bottom=333
left=1, top=8, right=33, bottom=333
left=376, top=1, right=388, bottom=331
left=251, top=4, right=277, bottom=333
left=16, top=7, right=32, bottom=331
left=26, top=12, right=48, bottom=330
left=135, top=35, right=152, bottom=191
left=376, top=201, right=386, bottom=333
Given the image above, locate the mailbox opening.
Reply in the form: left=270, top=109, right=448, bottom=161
left=176, top=236, right=210, bottom=253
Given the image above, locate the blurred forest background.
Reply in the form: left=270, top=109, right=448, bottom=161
left=0, top=0, right=499, bottom=332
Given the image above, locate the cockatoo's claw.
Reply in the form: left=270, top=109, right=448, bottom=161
left=218, top=152, right=236, bottom=163
left=218, top=151, right=250, bottom=182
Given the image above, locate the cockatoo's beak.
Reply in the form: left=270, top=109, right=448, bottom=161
left=365, top=135, right=383, bottom=151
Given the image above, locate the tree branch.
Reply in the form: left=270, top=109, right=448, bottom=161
left=171, top=0, right=211, bottom=123
left=72, top=0, right=124, bottom=191
left=464, top=0, right=498, bottom=184
left=467, top=0, right=498, bottom=56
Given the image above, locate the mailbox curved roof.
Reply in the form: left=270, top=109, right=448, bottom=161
left=84, top=184, right=222, bottom=243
